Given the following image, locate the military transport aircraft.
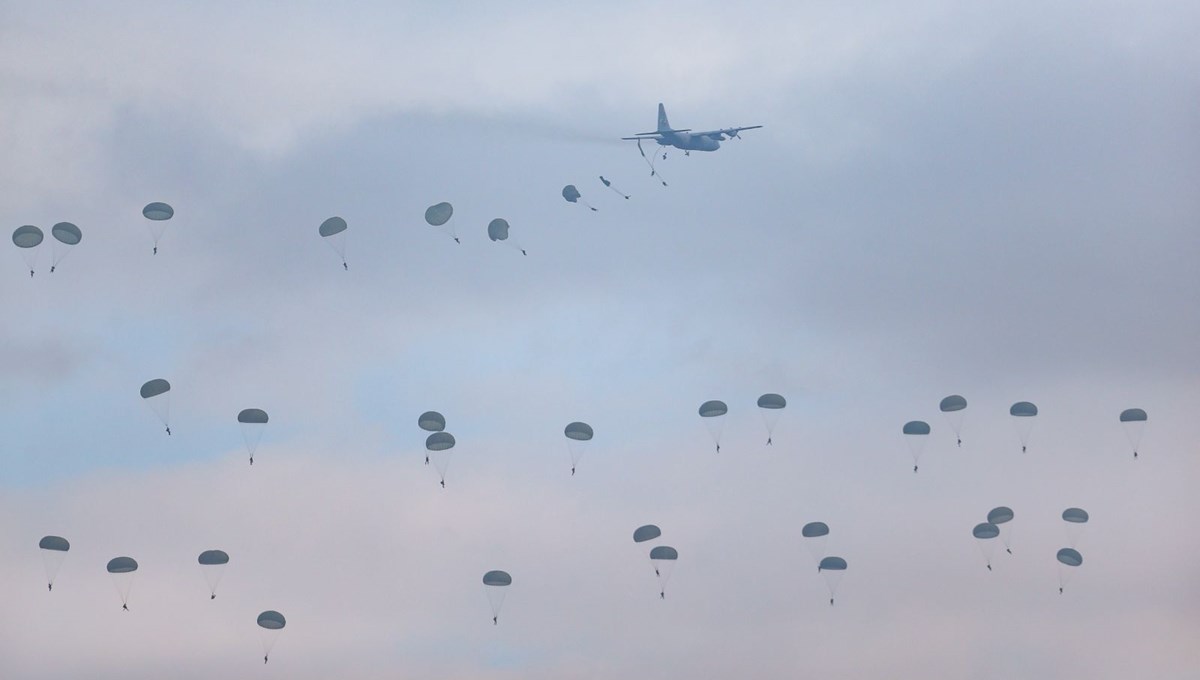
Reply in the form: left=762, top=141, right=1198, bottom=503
left=622, top=103, right=762, bottom=154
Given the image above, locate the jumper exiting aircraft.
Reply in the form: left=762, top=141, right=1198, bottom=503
left=622, top=104, right=762, bottom=185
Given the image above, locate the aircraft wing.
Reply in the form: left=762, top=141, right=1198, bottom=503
left=691, top=125, right=763, bottom=140
left=621, top=128, right=691, bottom=140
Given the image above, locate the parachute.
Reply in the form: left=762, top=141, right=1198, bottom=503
left=756, top=393, right=786, bottom=445
left=197, top=550, right=229, bottom=599
left=1056, top=548, right=1083, bottom=593
left=237, top=408, right=269, bottom=465
left=38, top=536, right=70, bottom=591
left=1009, top=401, right=1037, bottom=452
left=939, top=394, right=967, bottom=447
left=1119, top=408, right=1148, bottom=458
left=562, top=185, right=597, bottom=211
left=801, top=522, right=829, bottom=567
left=487, top=218, right=525, bottom=256
left=1062, top=507, right=1089, bottom=547
left=563, top=421, right=594, bottom=475
left=12, top=225, right=43, bottom=277
left=482, top=570, right=512, bottom=624
left=972, top=522, right=1001, bottom=571
left=318, top=216, right=349, bottom=270
left=425, top=432, right=456, bottom=487
left=817, top=556, right=848, bottom=605
left=142, top=202, right=174, bottom=254
left=649, top=546, right=678, bottom=599
left=599, top=176, right=629, bottom=199
left=424, top=202, right=459, bottom=243
left=106, top=556, right=138, bottom=610
left=987, top=506, right=1015, bottom=554
left=140, top=379, right=172, bottom=435
left=633, top=525, right=661, bottom=543
left=257, top=610, right=286, bottom=663
left=902, top=421, right=931, bottom=472
left=698, top=400, right=728, bottom=453
left=49, top=222, right=82, bottom=273
left=418, top=411, right=446, bottom=432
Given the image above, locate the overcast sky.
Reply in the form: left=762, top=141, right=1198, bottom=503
left=2, top=2, right=1198, bottom=678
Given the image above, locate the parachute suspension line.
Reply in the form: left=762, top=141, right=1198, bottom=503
left=600, top=177, right=630, bottom=199
left=636, top=139, right=668, bottom=187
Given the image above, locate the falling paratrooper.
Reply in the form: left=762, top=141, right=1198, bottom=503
left=562, top=185, right=597, bottom=211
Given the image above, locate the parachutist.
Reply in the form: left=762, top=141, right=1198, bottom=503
left=1021, top=445, right=1026, bottom=453
left=493, top=616, right=498, bottom=625
left=166, top=426, right=171, bottom=436
left=265, top=655, right=269, bottom=664
left=50, top=266, right=55, bottom=273
left=654, top=569, right=660, bottom=577
left=440, top=479, right=445, bottom=488
left=660, top=591, right=665, bottom=599
left=1006, top=548, right=1012, bottom=555
left=153, top=246, right=157, bottom=255
left=1134, top=451, right=1138, bottom=459
left=29, top=269, right=34, bottom=277
left=521, top=249, right=527, bottom=256
left=715, top=444, right=720, bottom=453
left=957, top=438, right=962, bottom=447
left=425, top=456, right=429, bottom=465
left=1059, top=587, right=1063, bottom=594
left=343, top=262, right=348, bottom=271
left=571, top=467, right=575, bottom=476
left=48, top=583, right=52, bottom=592
left=211, top=594, right=216, bottom=600
left=122, top=604, right=129, bottom=611
left=766, top=438, right=772, bottom=445
left=987, top=564, right=992, bottom=571
left=913, top=465, right=918, bottom=473
left=830, top=598, right=834, bottom=606
left=454, top=237, right=460, bottom=244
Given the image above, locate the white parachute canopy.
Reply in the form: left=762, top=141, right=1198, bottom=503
left=318, top=216, right=349, bottom=269
left=563, top=421, right=594, bottom=475
left=38, top=535, right=70, bottom=591
left=756, top=393, right=786, bottom=444
left=12, top=225, right=43, bottom=276
left=106, top=556, right=138, bottom=609
left=257, top=610, right=286, bottom=662
left=939, top=394, right=967, bottom=446
left=1062, top=507, right=1089, bottom=547
left=818, top=556, right=848, bottom=605
left=140, top=379, right=172, bottom=435
left=698, top=400, right=728, bottom=453
left=237, top=408, right=269, bottom=465
left=142, top=202, right=174, bottom=254
left=425, top=432, right=456, bottom=487
left=987, top=506, right=1015, bottom=554
left=1009, top=401, right=1038, bottom=452
left=649, top=546, right=678, bottom=598
left=197, top=550, right=230, bottom=599
left=424, top=202, right=458, bottom=243
left=482, top=570, right=512, bottom=624
left=972, top=522, right=1001, bottom=570
left=633, top=525, right=661, bottom=543
left=801, top=522, right=829, bottom=567
left=487, top=218, right=526, bottom=256
left=50, top=222, right=82, bottom=273
left=902, top=420, right=931, bottom=471
left=1119, top=408, right=1148, bottom=458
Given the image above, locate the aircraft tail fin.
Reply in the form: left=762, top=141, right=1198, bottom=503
left=657, top=103, right=670, bottom=133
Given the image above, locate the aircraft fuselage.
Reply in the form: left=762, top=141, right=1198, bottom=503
left=656, top=132, right=721, bottom=152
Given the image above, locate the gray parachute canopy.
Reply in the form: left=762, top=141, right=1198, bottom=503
left=12, top=225, right=43, bottom=248
left=973, top=522, right=1000, bottom=539
left=698, top=400, right=727, bottom=417
left=425, top=432, right=455, bottom=451
left=51, top=222, right=82, bottom=245
left=257, top=610, right=286, bottom=629
left=237, top=408, right=268, bottom=424
left=418, top=411, right=446, bottom=432
left=318, top=216, right=347, bottom=237
left=802, top=522, right=830, bottom=538
left=633, top=525, right=661, bottom=543
left=106, top=556, right=138, bottom=573
left=1010, top=401, right=1038, bottom=417
left=198, top=550, right=229, bottom=565
left=140, top=379, right=170, bottom=399
left=649, top=546, right=678, bottom=561
left=487, top=218, right=510, bottom=242
left=757, top=393, right=786, bottom=409
left=562, top=185, right=581, bottom=203
left=39, top=536, right=70, bottom=551
left=903, top=420, right=931, bottom=435
left=142, top=202, right=174, bottom=220
left=1056, top=548, right=1083, bottom=567
left=987, top=507, right=1014, bottom=525
left=482, top=570, right=512, bottom=586
left=818, top=556, right=847, bottom=571
left=940, top=395, right=967, bottom=412
left=564, top=421, right=594, bottom=441
left=1062, top=508, right=1089, bottom=523
left=425, top=202, right=453, bottom=226
left=1120, top=408, right=1148, bottom=422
